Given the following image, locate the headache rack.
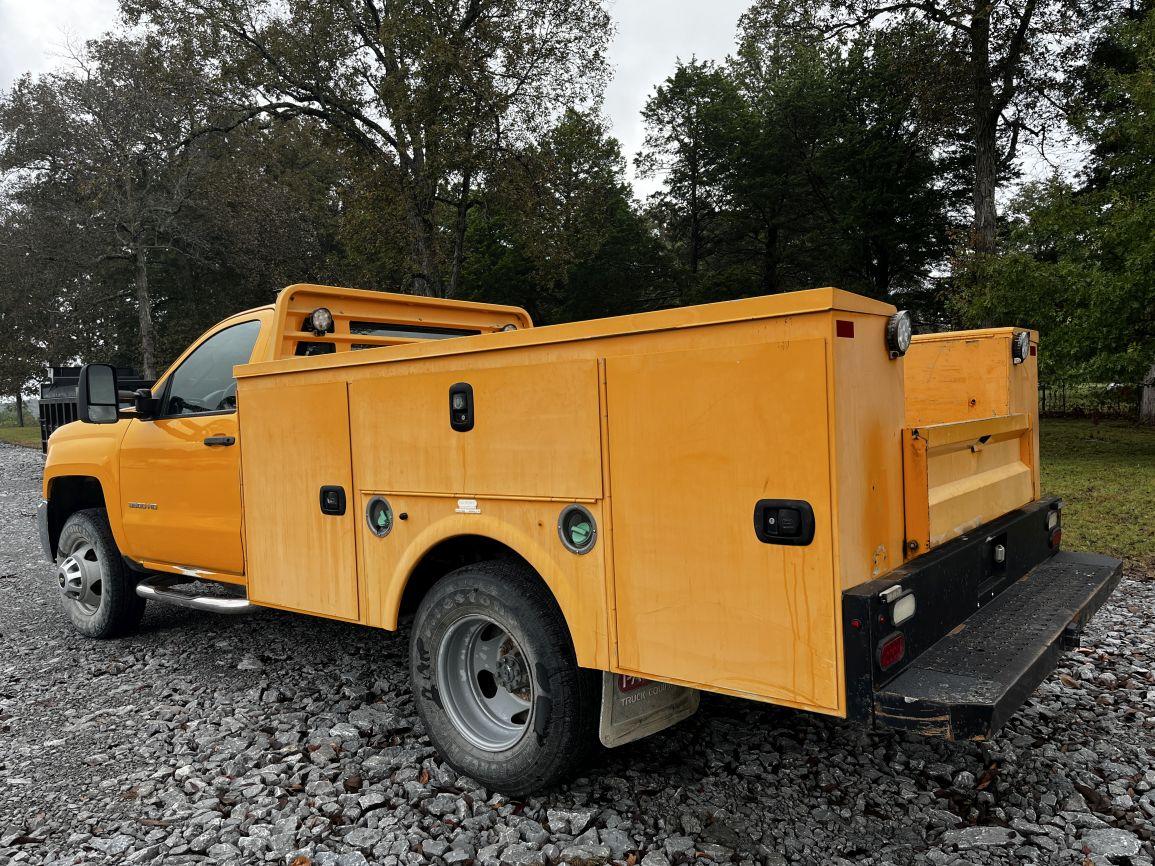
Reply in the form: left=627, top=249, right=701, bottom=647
left=274, top=284, right=533, bottom=359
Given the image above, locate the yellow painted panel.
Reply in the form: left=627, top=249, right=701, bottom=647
left=356, top=494, right=610, bottom=669
left=606, top=339, right=840, bottom=711
left=349, top=359, right=602, bottom=501
left=118, top=413, right=246, bottom=575
left=903, top=328, right=1041, bottom=551
left=829, top=313, right=907, bottom=590
left=239, top=381, right=360, bottom=620
left=905, top=415, right=1035, bottom=549
left=904, top=333, right=1012, bottom=426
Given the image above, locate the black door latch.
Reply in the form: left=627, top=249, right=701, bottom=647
left=449, top=382, right=474, bottom=432
left=753, top=499, right=816, bottom=546
left=319, top=485, right=346, bottom=516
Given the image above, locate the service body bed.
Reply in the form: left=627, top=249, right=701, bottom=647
left=227, top=284, right=1119, bottom=738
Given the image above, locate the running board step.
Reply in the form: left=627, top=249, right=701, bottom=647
left=136, top=576, right=252, bottom=614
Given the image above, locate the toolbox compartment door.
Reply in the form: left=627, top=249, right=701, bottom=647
left=606, top=339, right=840, bottom=711
left=239, top=380, right=360, bottom=620
left=348, top=359, right=602, bottom=500
left=903, top=413, right=1036, bottom=553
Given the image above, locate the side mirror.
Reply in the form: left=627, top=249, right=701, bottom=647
left=77, top=364, right=120, bottom=424
left=132, top=388, right=160, bottom=418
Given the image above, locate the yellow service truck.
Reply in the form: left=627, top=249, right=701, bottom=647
left=39, top=284, right=1122, bottom=795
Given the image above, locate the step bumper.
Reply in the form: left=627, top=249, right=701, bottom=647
left=872, top=550, right=1122, bottom=739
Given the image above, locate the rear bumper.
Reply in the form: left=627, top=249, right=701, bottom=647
left=873, top=551, right=1120, bottom=738
left=844, top=499, right=1123, bottom=739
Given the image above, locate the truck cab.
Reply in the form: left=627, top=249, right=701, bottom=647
left=41, top=287, right=530, bottom=586
left=39, top=283, right=1122, bottom=796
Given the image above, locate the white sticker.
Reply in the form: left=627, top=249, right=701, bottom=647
left=455, top=498, right=481, bottom=514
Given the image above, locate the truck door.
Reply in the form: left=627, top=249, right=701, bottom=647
left=118, top=317, right=265, bottom=576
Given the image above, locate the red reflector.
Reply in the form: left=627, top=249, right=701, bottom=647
left=1049, top=528, right=1062, bottom=549
left=1030, top=345, right=1037, bottom=356
left=618, top=675, right=649, bottom=693
left=836, top=320, right=855, bottom=338
left=879, top=633, right=905, bottom=669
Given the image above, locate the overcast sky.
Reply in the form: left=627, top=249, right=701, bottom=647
left=0, top=0, right=748, bottom=196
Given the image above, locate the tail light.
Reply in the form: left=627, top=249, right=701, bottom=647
left=878, top=632, right=906, bottom=670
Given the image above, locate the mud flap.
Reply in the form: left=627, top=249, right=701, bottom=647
left=598, top=673, right=700, bottom=748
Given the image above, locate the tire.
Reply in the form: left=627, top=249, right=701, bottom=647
left=410, top=560, right=600, bottom=796
left=56, top=508, right=146, bottom=639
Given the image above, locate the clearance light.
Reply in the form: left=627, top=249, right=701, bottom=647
left=307, top=307, right=335, bottom=336
left=892, top=593, right=917, bottom=626
left=879, top=632, right=905, bottom=669
left=886, top=311, right=913, bottom=358
left=1012, top=331, right=1031, bottom=365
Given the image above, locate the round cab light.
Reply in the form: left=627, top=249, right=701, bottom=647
left=1012, top=330, right=1031, bottom=365
left=308, top=307, right=335, bottom=335
left=366, top=496, right=394, bottom=538
left=886, top=311, right=913, bottom=358
left=558, top=505, right=597, bottom=555
left=500, top=323, right=518, bottom=332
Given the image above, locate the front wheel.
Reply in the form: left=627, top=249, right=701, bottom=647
left=56, top=508, right=145, bottom=638
left=410, top=560, right=599, bottom=796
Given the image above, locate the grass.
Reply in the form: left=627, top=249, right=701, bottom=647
left=1040, top=417, right=1155, bottom=565
left=0, top=425, right=42, bottom=448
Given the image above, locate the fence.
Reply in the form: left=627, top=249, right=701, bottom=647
left=38, top=366, right=152, bottom=452
left=1038, top=382, right=1144, bottom=419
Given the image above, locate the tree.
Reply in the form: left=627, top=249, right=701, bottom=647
left=746, top=0, right=1102, bottom=253
left=0, top=35, right=218, bottom=377
left=463, top=110, right=678, bottom=322
left=958, top=4, right=1155, bottom=420
left=637, top=59, right=739, bottom=276
left=126, top=0, right=612, bottom=299
left=639, top=14, right=954, bottom=303
left=807, top=26, right=958, bottom=298
left=0, top=204, right=75, bottom=419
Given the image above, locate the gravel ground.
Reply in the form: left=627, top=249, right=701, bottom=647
left=2, top=442, right=1155, bottom=866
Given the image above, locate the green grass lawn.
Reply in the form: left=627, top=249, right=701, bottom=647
left=0, top=425, right=42, bottom=448
left=1041, top=418, right=1155, bottom=565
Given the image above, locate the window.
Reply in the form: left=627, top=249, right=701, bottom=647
left=349, top=321, right=480, bottom=341
left=162, top=320, right=261, bottom=416
left=295, top=341, right=335, bottom=357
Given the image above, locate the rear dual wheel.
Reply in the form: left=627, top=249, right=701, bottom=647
left=410, top=560, right=600, bottom=797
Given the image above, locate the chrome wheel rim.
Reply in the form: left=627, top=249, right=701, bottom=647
left=436, top=615, right=533, bottom=751
left=58, top=538, right=103, bottom=616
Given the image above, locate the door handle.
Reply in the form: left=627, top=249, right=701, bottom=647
left=203, top=436, right=236, bottom=447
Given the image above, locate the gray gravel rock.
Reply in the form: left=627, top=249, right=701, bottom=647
left=2, top=442, right=1155, bottom=866
left=941, top=826, right=1019, bottom=849
left=1081, top=827, right=1142, bottom=857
